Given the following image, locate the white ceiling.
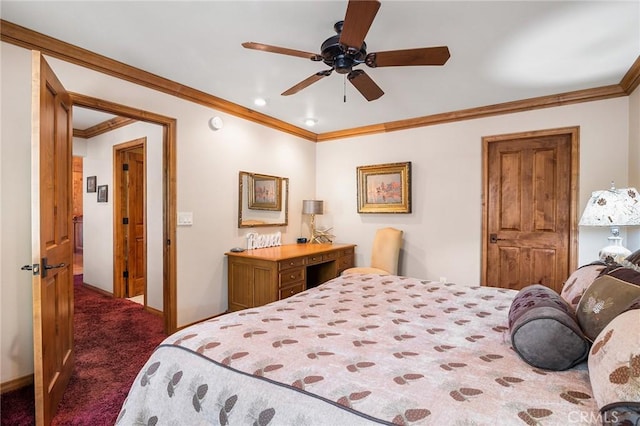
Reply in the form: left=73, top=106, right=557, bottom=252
left=3, top=1, right=639, bottom=133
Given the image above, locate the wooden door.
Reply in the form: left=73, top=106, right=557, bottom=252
left=31, top=51, right=74, bottom=425
left=114, top=141, right=146, bottom=299
left=126, top=150, right=146, bottom=297
left=482, top=128, right=579, bottom=294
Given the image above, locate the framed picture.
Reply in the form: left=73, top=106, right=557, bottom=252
left=248, top=173, right=282, bottom=211
left=97, top=185, right=108, bottom=203
left=357, top=162, right=412, bottom=213
left=87, top=176, right=97, bottom=193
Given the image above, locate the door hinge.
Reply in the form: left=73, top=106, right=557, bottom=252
left=123, top=217, right=129, bottom=225
left=123, top=163, right=129, bottom=171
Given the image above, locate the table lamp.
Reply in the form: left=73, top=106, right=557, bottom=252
left=302, top=200, right=323, bottom=243
left=579, top=183, right=640, bottom=263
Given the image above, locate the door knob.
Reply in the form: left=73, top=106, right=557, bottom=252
left=41, top=258, right=66, bottom=278
left=489, top=234, right=505, bottom=244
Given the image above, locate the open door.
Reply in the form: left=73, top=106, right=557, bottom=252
left=30, top=51, right=74, bottom=425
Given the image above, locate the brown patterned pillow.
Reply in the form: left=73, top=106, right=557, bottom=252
left=626, top=249, right=640, bottom=266
left=508, top=285, right=589, bottom=371
left=560, top=263, right=608, bottom=311
left=588, top=309, right=640, bottom=424
left=576, top=269, right=640, bottom=341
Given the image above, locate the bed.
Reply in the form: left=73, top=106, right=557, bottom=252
left=117, top=272, right=632, bottom=425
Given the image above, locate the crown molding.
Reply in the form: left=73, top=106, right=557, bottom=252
left=2, top=19, right=637, bottom=143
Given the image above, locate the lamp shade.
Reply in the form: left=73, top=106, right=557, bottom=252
left=579, top=187, right=640, bottom=227
left=302, top=200, right=324, bottom=215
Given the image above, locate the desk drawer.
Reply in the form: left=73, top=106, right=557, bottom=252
left=280, top=267, right=305, bottom=287
left=341, top=248, right=354, bottom=256
left=338, top=254, right=354, bottom=271
left=279, top=282, right=304, bottom=300
left=279, top=257, right=306, bottom=271
left=307, top=254, right=326, bottom=265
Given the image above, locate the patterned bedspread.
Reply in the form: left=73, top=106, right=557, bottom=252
left=119, top=274, right=597, bottom=425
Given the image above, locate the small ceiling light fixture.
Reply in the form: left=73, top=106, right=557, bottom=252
left=304, top=118, right=317, bottom=127
left=253, top=97, right=267, bottom=107
left=209, top=116, right=224, bottom=131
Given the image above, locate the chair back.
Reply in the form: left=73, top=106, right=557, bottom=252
left=370, top=227, right=404, bottom=275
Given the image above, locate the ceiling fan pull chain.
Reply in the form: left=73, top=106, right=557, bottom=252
left=343, top=74, right=347, bottom=103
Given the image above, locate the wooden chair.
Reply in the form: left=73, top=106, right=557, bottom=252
left=342, top=227, right=403, bottom=275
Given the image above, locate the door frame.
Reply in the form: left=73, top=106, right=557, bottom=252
left=70, top=92, right=177, bottom=334
left=480, top=126, right=580, bottom=286
left=114, top=138, right=147, bottom=300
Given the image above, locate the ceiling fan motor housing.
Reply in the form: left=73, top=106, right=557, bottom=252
left=320, top=22, right=367, bottom=74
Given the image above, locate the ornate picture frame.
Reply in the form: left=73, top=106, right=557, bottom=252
left=357, top=162, right=412, bottom=213
left=249, top=173, right=282, bottom=211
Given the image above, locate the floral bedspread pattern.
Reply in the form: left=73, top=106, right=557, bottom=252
left=119, top=274, right=597, bottom=425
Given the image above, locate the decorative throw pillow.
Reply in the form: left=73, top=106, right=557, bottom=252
left=625, top=248, right=640, bottom=266
left=508, top=284, right=590, bottom=371
left=588, top=309, right=640, bottom=424
left=560, top=262, right=608, bottom=311
left=576, top=269, right=640, bottom=341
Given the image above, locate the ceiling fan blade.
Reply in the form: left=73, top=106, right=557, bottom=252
left=339, top=0, right=381, bottom=50
left=242, top=42, right=320, bottom=60
left=282, top=70, right=333, bottom=96
left=366, top=46, right=450, bottom=67
left=347, top=70, right=384, bottom=101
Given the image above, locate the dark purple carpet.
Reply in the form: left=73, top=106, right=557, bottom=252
left=1, top=275, right=166, bottom=425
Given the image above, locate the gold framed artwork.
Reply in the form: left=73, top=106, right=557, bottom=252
left=357, top=162, right=412, bottom=213
left=249, top=173, right=282, bottom=211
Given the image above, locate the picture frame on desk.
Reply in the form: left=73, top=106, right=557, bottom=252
left=357, top=162, right=411, bottom=213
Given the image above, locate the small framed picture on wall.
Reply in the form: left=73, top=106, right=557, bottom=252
left=87, top=176, right=97, bottom=193
left=97, top=185, right=108, bottom=203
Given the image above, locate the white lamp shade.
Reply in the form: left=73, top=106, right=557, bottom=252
left=302, top=200, right=324, bottom=215
left=579, top=187, right=640, bottom=226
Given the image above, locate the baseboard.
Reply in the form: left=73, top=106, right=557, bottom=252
left=177, top=311, right=226, bottom=331
left=82, top=282, right=113, bottom=297
left=145, top=305, right=163, bottom=317
left=1, top=374, right=33, bottom=394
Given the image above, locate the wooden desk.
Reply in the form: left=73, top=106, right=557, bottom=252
left=226, top=243, right=355, bottom=312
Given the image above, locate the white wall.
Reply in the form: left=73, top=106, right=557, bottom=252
left=628, top=86, right=640, bottom=250
left=0, top=43, right=33, bottom=383
left=81, top=122, right=164, bottom=312
left=0, top=42, right=316, bottom=383
left=316, top=98, right=631, bottom=285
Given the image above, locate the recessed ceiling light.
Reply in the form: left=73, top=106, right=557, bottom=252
left=304, top=118, right=317, bottom=127
left=254, top=97, right=267, bottom=107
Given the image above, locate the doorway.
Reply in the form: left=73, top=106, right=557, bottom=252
left=481, top=127, right=579, bottom=293
left=72, top=156, right=84, bottom=275
left=114, top=139, right=147, bottom=302
left=71, top=93, right=177, bottom=335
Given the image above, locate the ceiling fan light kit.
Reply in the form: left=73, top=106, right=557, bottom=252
left=242, top=0, right=450, bottom=102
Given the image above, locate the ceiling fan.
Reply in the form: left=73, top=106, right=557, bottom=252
left=242, top=0, right=450, bottom=101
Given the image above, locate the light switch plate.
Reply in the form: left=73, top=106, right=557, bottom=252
left=177, top=212, right=193, bottom=226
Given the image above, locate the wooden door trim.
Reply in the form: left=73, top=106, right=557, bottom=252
left=70, top=92, right=177, bottom=335
left=113, top=138, right=147, bottom=300
left=481, top=126, right=579, bottom=286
